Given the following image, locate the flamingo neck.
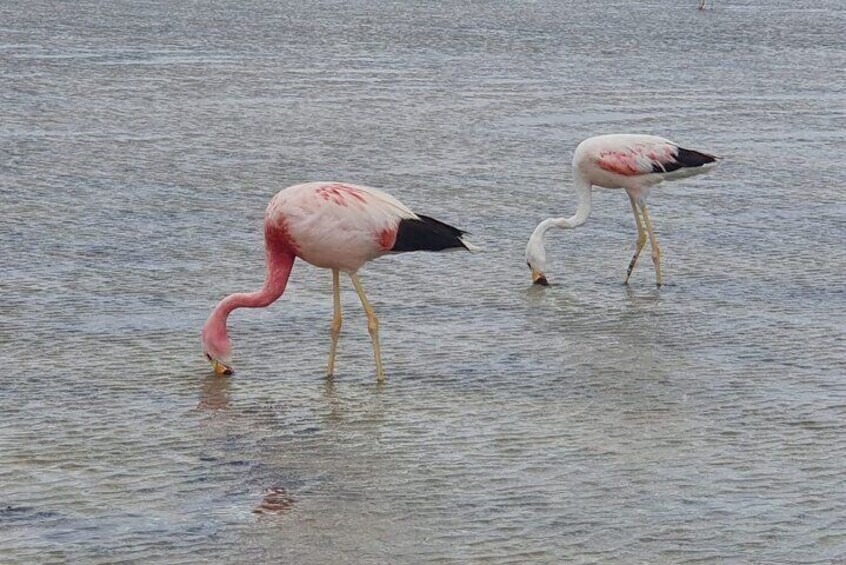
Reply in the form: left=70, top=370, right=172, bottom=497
left=559, top=174, right=592, bottom=229
left=201, top=223, right=296, bottom=360
left=525, top=175, right=592, bottom=274
left=530, top=175, right=592, bottom=240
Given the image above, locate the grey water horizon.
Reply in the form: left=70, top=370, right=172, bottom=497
left=2, top=0, right=845, bottom=563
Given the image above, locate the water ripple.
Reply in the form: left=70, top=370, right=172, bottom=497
left=2, top=0, right=845, bottom=563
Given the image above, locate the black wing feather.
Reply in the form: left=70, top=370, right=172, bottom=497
left=391, top=214, right=469, bottom=252
left=652, top=147, right=717, bottom=173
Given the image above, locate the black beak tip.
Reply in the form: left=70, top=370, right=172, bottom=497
left=533, top=276, right=549, bottom=286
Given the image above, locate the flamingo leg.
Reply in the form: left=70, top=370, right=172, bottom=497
left=349, top=273, right=385, bottom=381
left=640, top=204, right=663, bottom=287
left=327, top=268, right=343, bottom=377
left=625, top=196, right=648, bottom=284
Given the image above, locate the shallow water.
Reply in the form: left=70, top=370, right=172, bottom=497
left=2, top=0, right=845, bottom=562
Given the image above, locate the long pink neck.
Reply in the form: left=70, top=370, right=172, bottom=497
left=202, top=223, right=296, bottom=355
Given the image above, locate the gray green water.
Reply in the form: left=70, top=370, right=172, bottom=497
left=2, top=0, right=845, bottom=562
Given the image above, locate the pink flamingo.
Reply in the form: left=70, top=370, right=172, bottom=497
left=201, top=182, right=478, bottom=380
left=526, top=134, right=718, bottom=287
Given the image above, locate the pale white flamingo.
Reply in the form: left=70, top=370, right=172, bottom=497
left=525, top=134, right=718, bottom=287
left=202, top=182, right=478, bottom=380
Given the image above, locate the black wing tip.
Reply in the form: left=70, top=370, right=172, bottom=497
left=652, top=146, right=718, bottom=173
left=414, top=214, right=468, bottom=237
left=678, top=146, right=718, bottom=164
left=391, top=215, right=469, bottom=252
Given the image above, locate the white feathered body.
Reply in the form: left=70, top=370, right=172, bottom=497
left=574, top=134, right=718, bottom=196
left=266, top=182, right=474, bottom=273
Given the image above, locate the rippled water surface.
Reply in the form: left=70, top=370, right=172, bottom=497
left=2, top=0, right=845, bottom=562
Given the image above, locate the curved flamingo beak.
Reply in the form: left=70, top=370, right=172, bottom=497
left=531, top=268, right=549, bottom=286
left=205, top=353, right=233, bottom=376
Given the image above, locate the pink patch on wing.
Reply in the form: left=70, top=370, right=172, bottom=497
left=378, top=227, right=397, bottom=251
left=597, top=151, right=642, bottom=176
left=316, top=183, right=367, bottom=207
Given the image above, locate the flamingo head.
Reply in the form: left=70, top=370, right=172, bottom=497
left=201, top=322, right=234, bottom=376
left=525, top=235, right=550, bottom=286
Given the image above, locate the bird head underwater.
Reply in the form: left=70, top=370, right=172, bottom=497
left=525, top=233, right=550, bottom=286
left=201, top=323, right=234, bottom=375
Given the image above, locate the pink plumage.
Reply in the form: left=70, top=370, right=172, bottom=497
left=202, top=181, right=477, bottom=379
left=594, top=141, right=677, bottom=177
left=266, top=182, right=417, bottom=272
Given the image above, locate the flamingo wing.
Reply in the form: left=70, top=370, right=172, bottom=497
left=269, top=182, right=474, bottom=271
left=322, top=183, right=472, bottom=252
left=595, top=138, right=716, bottom=177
